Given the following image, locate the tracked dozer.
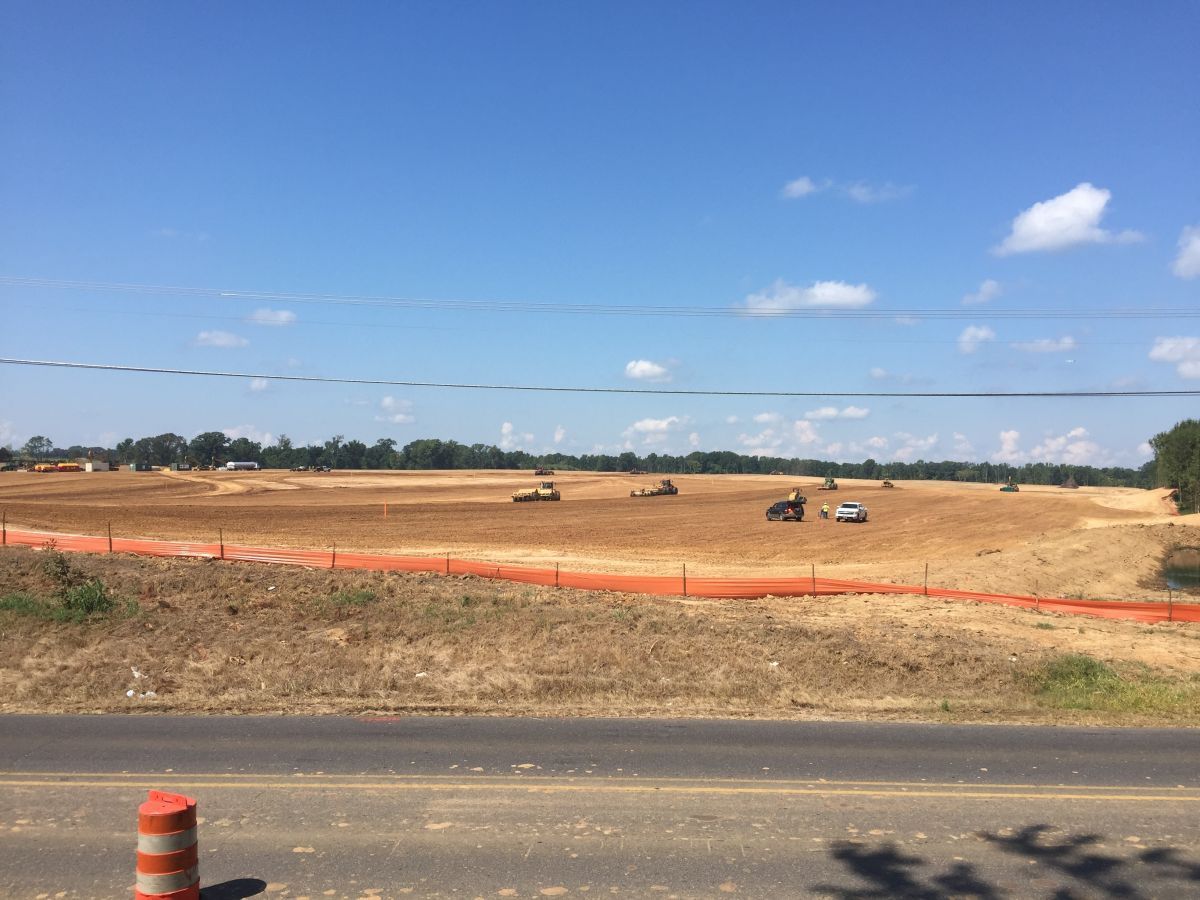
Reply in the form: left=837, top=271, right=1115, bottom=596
left=881, top=480, right=894, bottom=488
left=786, top=487, right=808, bottom=504
left=534, top=467, right=554, bottom=476
left=631, top=478, right=679, bottom=497
left=818, top=476, right=838, bottom=490
left=999, top=477, right=1019, bottom=493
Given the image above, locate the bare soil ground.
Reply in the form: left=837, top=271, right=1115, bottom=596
left=2, top=471, right=1198, bottom=722
left=2, top=546, right=1199, bottom=722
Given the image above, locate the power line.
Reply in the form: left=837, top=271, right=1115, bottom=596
left=3, top=357, right=1198, bottom=398
left=2, top=274, right=1197, bottom=321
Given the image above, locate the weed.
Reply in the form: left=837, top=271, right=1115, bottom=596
left=60, top=579, right=115, bottom=619
left=1028, top=653, right=1199, bottom=713
left=460, top=594, right=475, bottom=608
left=0, top=592, right=51, bottom=618
left=328, top=589, right=376, bottom=607
left=1035, top=622, right=1055, bottom=630
left=939, top=699, right=951, bottom=712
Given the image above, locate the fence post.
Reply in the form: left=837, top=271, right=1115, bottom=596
left=924, top=562, right=928, bottom=596
left=555, top=562, right=560, bottom=589
left=331, top=544, right=337, bottom=569
left=218, top=527, right=224, bottom=560
left=682, top=563, right=687, bottom=598
left=1168, top=587, right=1174, bottom=623
left=1, top=508, right=5, bottom=546
left=445, top=552, right=450, bottom=575
left=811, top=563, right=816, bottom=596
left=107, top=522, right=113, bottom=554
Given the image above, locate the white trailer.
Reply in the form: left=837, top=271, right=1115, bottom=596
left=225, top=461, right=260, bottom=471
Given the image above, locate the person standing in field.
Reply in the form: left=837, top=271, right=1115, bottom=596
left=821, top=502, right=829, bottom=520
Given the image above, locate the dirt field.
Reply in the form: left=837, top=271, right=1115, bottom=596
left=2, top=471, right=1199, bottom=722
left=0, top=469, right=1193, bottom=601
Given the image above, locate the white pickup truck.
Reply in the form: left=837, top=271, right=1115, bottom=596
left=835, top=501, right=868, bottom=523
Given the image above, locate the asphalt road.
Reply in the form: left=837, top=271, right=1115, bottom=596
left=2, top=716, right=1199, bottom=898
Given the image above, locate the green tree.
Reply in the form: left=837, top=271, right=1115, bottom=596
left=189, top=431, right=230, bottom=466
left=1150, top=419, right=1200, bottom=514
left=22, top=435, right=53, bottom=460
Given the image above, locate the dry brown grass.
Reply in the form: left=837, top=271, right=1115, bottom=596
left=3, top=546, right=1199, bottom=723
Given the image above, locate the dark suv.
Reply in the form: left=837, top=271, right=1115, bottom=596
left=765, top=500, right=804, bottom=521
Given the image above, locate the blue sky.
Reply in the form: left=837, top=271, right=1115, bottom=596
left=2, top=2, right=1198, bottom=466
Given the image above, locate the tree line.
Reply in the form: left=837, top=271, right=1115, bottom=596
left=4, top=429, right=1170, bottom=490
left=1149, top=419, right=1200, bottom=513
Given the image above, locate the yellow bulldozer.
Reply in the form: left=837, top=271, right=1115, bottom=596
left=631, top=478, right=678, bottom=497
left=513, top=480, right=561, bottom=502
left=787, top=487, right=807, bottom=503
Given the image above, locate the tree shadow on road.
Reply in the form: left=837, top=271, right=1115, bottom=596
left=811, top=823, right=1200, bottom=899
left=200, top=879, right=267, bottom=900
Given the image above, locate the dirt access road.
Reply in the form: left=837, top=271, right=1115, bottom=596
left=0, top=469, right=1191, bottom=601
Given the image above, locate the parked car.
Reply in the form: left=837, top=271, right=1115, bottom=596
left=835, top=501, right=868, bottom=523
left=766, top=500, right=805, bottom=521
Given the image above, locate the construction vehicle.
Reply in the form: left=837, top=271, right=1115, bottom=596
left=512, top=480, right=561, bottom=502
left=534, top=467, right=555, bottom=476
left=787, top=487, right=808, bottom=504
left=630, top=478, right=678, bottom=497
left=818, top=476, right=838, bottom=491
left=881, top=480, right=894, bottom=488
left=1000, top=477, right=1019, bottom=493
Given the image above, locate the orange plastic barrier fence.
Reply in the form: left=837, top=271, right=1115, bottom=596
left=136, top=789, right=199, bottom=900
left=4, top=526, right=1199, bottom=624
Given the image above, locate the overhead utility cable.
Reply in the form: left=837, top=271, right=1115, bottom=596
left=1, top=275, right=1196, bottom=321
left=3, top=358, right=1198, bottom=398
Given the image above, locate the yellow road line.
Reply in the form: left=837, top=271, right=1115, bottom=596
left=2, top=771, right=1192, bottom=792
left=2, top=776, right=1198, bottom=803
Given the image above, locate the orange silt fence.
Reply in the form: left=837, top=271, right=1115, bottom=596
left=136, top=789, right=199, bottom=900
left=4, top=526, right=1200, bottom=625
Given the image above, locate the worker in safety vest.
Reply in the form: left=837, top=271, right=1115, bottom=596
left=821, top=502, right=829, bottom=520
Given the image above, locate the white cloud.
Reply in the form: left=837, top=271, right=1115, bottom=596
left=962, top=279, right=1002, bottom=305
left=893, top=315, right=920, bottom=327
left=958, top=325, right=996, bottom=354
left=688, top=432, right=701, bottom=448
left=805, top=407, right=839, bottom=421
left=248, top=377, right=270, bottom=392
left=893, top=432, right=938, bottom=462
left=952, top=432, right=975, bottom=456
left=1137, top=441, right=1153, bottom=458
left=622, top=415, right=686, bottom=445
left=1030, top=427, right=1111, bottom=466
left=803, top=406, right=868, bottom=421
left=375, top=396, right=415, bottom=424
left=868, top=367, right=889, bottom=380
left=753, top=411, right=782, bottom=424
left=222, top=425, right=274, bottom=445
left=992, top=430, right=1023, bottom=463
left=792, top=420, right=820, bottom=445
left=1173, top=225, right=1200, bottom=279
left=993, top=183, right=1143, bottom=256
left=781, top=176, right=825, bottom=199
left=248, top=308, right=297, bottom=327
left=743, top=279, right=877, bottom=315
left=624, top=359, right=672, bottom=382
left=725, top=415, right=741, bottom=425
left=864, top=435, right=889, bottom=450
left=1013, top=336, right=1077, bottom=353
left=1149, top=336, right=1200, bottom=379
left=195, top=330, right=248, bottom=348
left=553, top=425, right=566, bottom=444
left=499, top=421, right=534, bottom=450
left=0, top=420, right=15, bottom=447
left=738, top=429, right=783, bottom=454
left=844, top=181, right=914, bottom=204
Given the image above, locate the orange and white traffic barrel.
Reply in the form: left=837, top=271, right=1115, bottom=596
left=135, top=789, right=199, bottom=900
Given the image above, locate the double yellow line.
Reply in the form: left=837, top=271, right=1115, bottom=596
left=3, top=772, right=1199, bottom=803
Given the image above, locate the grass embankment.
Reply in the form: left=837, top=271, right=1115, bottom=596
left=1, top=546, right=1198, bottom=722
